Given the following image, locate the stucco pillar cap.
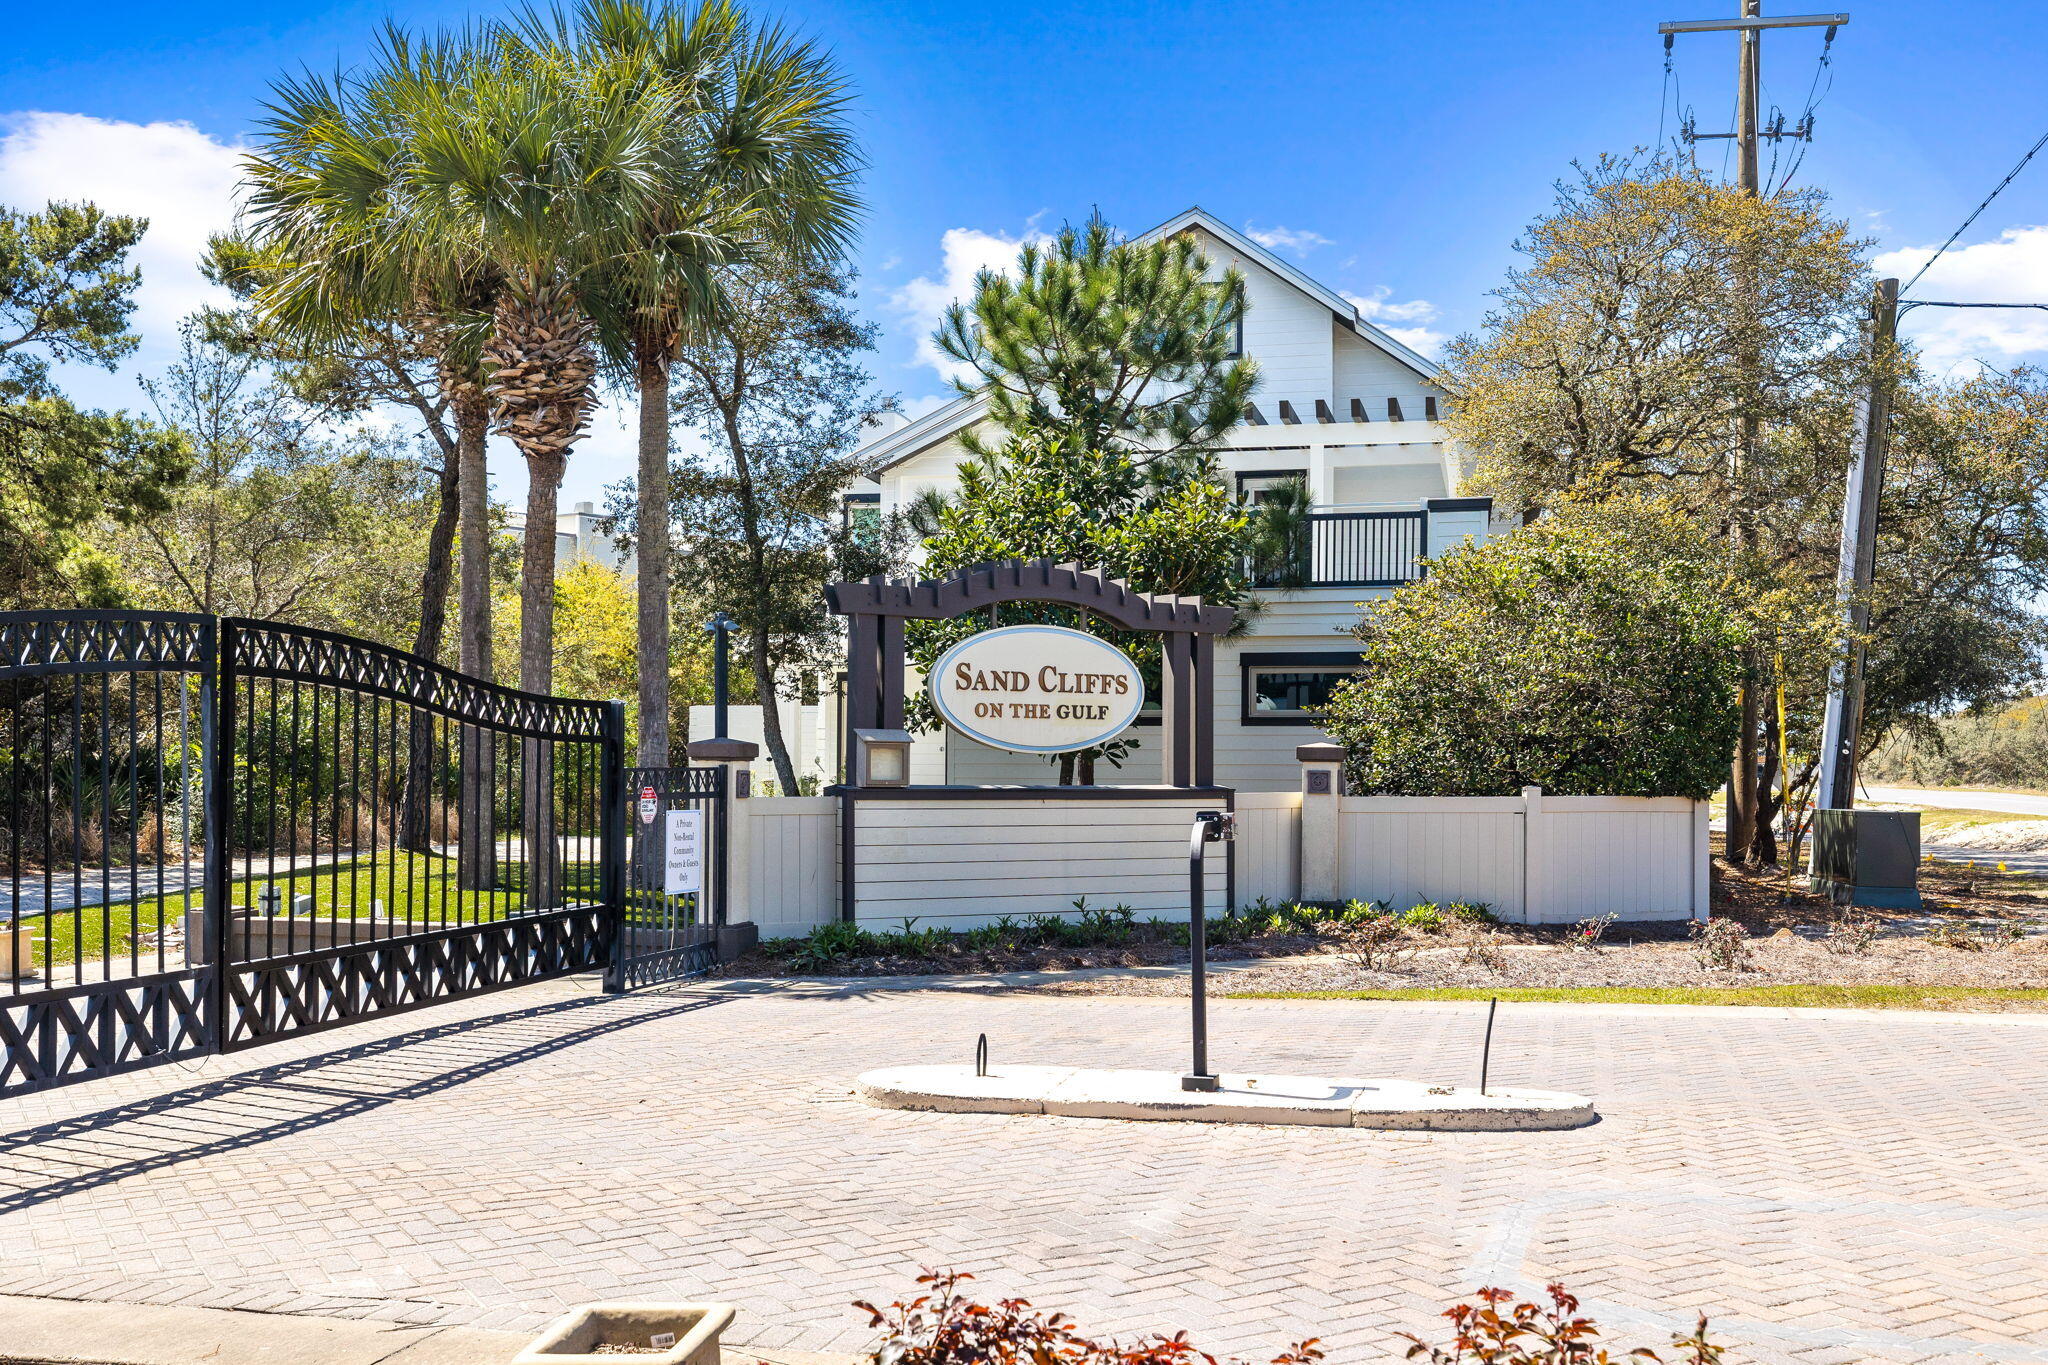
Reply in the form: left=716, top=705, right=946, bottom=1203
left=1295, top=743, right=1346, bottom=764
left=687, top=737, right=760, bottom=761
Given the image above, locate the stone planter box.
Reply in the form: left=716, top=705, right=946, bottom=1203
left=181, top=909, right=441, bottom=964
left=513, top=1302, right=734, bottom=1365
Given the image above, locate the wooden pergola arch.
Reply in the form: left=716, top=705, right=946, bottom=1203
left=824, top=559, right=1234, bottom=787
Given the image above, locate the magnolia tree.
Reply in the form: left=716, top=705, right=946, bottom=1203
left=1323, top=516, right=1743, bottom=799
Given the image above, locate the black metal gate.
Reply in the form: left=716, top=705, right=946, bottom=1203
left=1, top=610, right=630, bottom=1101
left=607, top=765, right=725, bottom=989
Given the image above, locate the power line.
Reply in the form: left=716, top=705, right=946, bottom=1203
left=1900, top=130, right=2048, bottom=296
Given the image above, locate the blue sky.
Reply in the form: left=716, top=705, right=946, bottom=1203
left=5, top=0, right=2046, bottom=508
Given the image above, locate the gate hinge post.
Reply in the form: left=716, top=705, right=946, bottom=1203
left=599, top=700, right=628, bottom=991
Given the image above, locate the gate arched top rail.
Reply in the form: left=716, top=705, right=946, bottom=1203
left=824, top=559, right=1233, bottom=634
left=226, top=617, right=608, bottom=741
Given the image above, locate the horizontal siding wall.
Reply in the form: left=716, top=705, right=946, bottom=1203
left=852, top=797, right=1226, bottom=928
left=1235, top=792, right=1301, bottom=905
left=735, top=796, right=837, bottom=940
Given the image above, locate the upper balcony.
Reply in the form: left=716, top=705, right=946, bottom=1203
left=1255, top=497, right=1493, bottom=591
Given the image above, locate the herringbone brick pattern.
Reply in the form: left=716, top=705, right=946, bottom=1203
left=1, top=980, right=2045, bottom=1364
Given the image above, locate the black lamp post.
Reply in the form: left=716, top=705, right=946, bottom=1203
left=705, top=611, right=737, bottom=740
left=1182, top=809, right=1233, bottom=1092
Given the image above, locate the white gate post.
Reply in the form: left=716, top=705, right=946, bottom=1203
left=687, top=737, right=758, bottom=955
left=1297, top=743, right=1345, bottom=904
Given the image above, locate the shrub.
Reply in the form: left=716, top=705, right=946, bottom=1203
left=1691, top=917, right=1753, bottom=972
left=1400, top=903, right=1446, bottom=932
left=1342, top=918, right=1416, bottom=972
left=855, top=1271, right=1723, bottom=1365
left=1323, top=518, right=1742, bottom=798
left=858, top=1269, right=1325, bottom=1365
left=1400, top=1283, right=1724, bottom=1364
left=1564, top=912, right=1618, bottom=952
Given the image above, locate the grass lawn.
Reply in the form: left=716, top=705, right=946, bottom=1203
left=1227, top=984, right=2048, bottom=1011
left=22, top=850, right=605, bottom=969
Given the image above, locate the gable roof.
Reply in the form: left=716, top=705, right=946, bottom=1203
left=864, top=205, right=1439, bottom=474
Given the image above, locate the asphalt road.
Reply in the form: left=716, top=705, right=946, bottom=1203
left=1862, top=785, right=2048, bottom=817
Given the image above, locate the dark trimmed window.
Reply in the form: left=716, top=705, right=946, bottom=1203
left=1240, top=651, right=1366, bottom=726
left=841, top=492, right=881, bottom=535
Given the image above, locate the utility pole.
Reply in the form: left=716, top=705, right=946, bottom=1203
left=1815, top=277, right=1900, bottom=811
left=1658, top=4, right=1846, bottom=861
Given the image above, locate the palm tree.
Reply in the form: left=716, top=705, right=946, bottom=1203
left=528, top=0, right=861, bottom=767
left=236, top=48, right=506, bottom=886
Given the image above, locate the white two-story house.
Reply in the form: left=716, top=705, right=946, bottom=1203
left=701, top=207, right=1495, bottom=792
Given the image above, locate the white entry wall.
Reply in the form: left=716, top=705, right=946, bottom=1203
left=716, top=769, right=1710, bottom=940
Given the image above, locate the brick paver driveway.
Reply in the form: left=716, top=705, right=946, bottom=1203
left=2, top=977, right=2045, bottom=1364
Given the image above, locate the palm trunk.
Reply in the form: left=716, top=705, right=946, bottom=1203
left=519, top=451, right=565, bottom=910
left=400, top=446, right=461, bottom=852
left=635, top=341, right=673, bottom=768
left=453, top=386, right=496, bottom=891
left=750, top=629, right=800, bottom=794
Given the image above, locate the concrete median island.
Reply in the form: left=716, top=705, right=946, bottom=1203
left=856, top=1063, right=1596, bottom=1130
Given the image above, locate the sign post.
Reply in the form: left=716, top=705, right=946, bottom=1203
left=1183, top=809, right=1233, bottom=1092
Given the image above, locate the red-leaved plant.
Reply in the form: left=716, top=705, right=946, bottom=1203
left=1400, top=1285, right=1724, bottom=1364
left=855, top=1272, right=1725, bottom=1365
left=856, top=1269, right=1324, bottom=1365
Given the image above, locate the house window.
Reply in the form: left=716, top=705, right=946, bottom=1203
left=1225, top=315, right=1245, bottom=359
left=1240, top=651, right=1366, bottom=726
left=1235, top=469, right=1307, bottom=505
left=841, top=492, right=881, bottom=536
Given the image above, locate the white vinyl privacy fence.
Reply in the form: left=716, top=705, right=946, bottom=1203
left=711, top=759, right=1709, bottom=941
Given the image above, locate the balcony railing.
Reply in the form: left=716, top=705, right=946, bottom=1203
left=1307, top=510, right=1426, bottom=587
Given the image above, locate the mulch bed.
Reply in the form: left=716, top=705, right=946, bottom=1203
left=713, top=858, right=2048, bottom=993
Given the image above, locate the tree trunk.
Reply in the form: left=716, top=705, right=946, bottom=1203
left=1750, top=702, right=1783, bottom=867
left=1077, top=751, right=1097, bottom=786
left=519, top=451, right=565, bottom=910
left=400, top=447, right=462, bottom=852
left=452, top=386, right=496, bottom=891
left=634, top=343, right=673, bottom=768
left=750, top=629, right=800, bottom=794
left=1726, top=657, right=1760, bottom=863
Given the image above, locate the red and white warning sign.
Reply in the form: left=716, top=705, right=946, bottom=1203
left=637, top=785, right=659, bottom=825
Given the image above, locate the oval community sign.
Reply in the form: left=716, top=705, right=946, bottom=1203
left=928, top=624, right=1146, bottom=754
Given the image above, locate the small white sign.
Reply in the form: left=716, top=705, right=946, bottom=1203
left=664, top=809, right=704, bottom=895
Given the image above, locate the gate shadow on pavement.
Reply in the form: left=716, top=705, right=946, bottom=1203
left=0, top=991, right=728, bottom=1216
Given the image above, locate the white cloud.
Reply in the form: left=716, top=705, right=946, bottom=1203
left=1245, top=223, right=1332, bottom=257
left=889, top=224, right=1049, bottom=384
left=1874, top=225, right=2048, bottom=375
left=1342, top=287, right=1447, bottom=357
left=0, top=111, right=244, bottom=352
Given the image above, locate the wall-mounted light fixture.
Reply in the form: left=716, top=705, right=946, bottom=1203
left=852, top=729, right=913, bottom=787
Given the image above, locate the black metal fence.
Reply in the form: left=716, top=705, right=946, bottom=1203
left=0, top=610, right=676, bottom=1102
